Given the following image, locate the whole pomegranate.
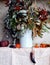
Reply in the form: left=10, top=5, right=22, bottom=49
left=0, top=40, right=9, bottom=47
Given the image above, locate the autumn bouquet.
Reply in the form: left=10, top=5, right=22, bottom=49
left=4, top=0, right=50, bottom=47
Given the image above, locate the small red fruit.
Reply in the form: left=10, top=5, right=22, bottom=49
left=16, top=43, right=21, bottom=48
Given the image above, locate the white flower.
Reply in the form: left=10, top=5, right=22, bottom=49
left=12, top=15, right=16, bottom=18
left=21, top=24, right=24, bottom=30
left=18, top=10, right=28, bottom=14
left=36, top=20, right=41, bottom=25
left=17, top=24, right=21, bottom=30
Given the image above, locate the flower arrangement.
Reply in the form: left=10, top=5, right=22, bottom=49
left=4, top=0, right=50, bottom=45
left=9, top=6, right=48, bottom=37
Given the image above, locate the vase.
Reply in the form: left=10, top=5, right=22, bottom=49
left=20, top=29, right=33, bottom=48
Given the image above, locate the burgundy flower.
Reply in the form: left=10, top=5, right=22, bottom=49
left=14, top=6, right=21, bottom=11
left=39, top=9, right=48, bottom=21
left=16, top=0, right=20, bottom=3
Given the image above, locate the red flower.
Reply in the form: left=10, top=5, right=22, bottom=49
left=14, top=6, right=21, bottom=11
left=39, top=9, right=48, bottom=21
left=16, top=0, right=20, bottom=3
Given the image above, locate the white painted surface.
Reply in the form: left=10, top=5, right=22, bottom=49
left=34, top=48, right=50, bottom=65
left=0, top=48, right=50, bottom=65
left=0, top=48, right=12, bottom=65
left=0, top=48, right=34, bottom=65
